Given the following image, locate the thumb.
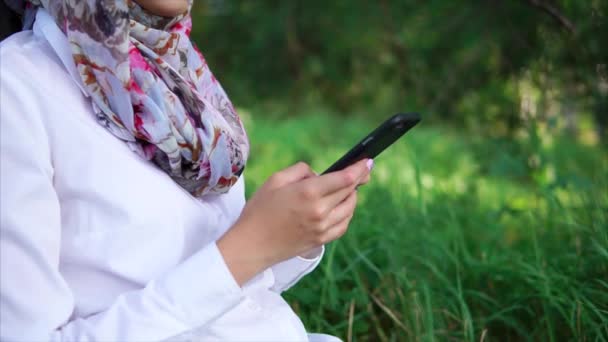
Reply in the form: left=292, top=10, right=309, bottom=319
left=270, top=162, right=316, bottom=188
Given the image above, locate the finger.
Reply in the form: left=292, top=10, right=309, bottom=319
left=339, top=158, right=372, bottom=186
left=320, top=186, right=353, bottom=212
left=320, top=159, right=372, bottom=208
left=319, top=168, right=368, bottom=210
left=270, top=161, right=315, bottom=188
left=358, top=159, right=373, bottom=186
left=301, top=158, right=370, bottom=198
left=323, top=190, right=357, bottom=229
left=321, top=206, right=355, bottom=243
left=358, top=173, right=371, bottom=186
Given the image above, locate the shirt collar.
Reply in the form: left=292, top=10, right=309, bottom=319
left=33, top=8, right=89, bottom=97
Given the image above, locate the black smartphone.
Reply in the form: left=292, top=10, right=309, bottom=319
left=321, top=113, right=420, bottom=175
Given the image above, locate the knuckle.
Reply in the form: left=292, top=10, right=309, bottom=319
left=269, top=173, right=282, bottom=184
left=296, top=161, right=312, bottom=174
left=309, top=206, right=325, bottom=221
left=315, top=222, right=327, bottom=233
left=336, top=224, right=349, bottom=238
left=348, top=211, right=356, bottom=221
left=300, top=186, right=316, bottom=200
left=348, top=211, right=355, bottom=220
left=315, top=234, right=328, bottom=245
left=342, top=171, right=357, bottom=185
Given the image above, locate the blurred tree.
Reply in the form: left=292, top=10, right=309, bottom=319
left=191, top=0, right=607, bottom=141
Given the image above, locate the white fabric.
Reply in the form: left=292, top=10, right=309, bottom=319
left=307, top=334, right=344, bottom=342
left=0, top=13, right=327, bottom=341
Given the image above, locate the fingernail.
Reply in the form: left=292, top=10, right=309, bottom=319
left=366, top=159, right=374, bottom=171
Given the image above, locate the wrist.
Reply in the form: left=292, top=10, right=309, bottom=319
left=217, top=220, right=273, bottom=286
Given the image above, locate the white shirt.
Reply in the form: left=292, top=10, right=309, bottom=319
left=0, top=9, right=329, bottom=342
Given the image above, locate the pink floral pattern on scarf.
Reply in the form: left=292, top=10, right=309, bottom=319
left=8, top=0, right=249, bottom=197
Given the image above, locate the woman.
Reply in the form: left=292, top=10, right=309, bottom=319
left=0, top=0, right=372, bottom=341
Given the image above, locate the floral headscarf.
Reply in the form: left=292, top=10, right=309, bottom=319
left=6, top=0, right=249, bottom=197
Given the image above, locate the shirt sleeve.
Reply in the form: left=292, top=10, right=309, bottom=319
left=0, top=51, right=243, bottom=342
left=270, top=246, right=325, bottom=293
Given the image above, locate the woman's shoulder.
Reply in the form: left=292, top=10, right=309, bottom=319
left=1, top=30, right=56, bottom=71
left=1, top=29, right=89, bottom=125
left=1, top=30, right=90, bottom=146
left=1, top=30, right=76, bottom=94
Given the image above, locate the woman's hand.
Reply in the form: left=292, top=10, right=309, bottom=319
left=217, top=159, right=372, bottom=285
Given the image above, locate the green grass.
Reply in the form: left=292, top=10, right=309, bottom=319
left=240, top=109, right=608, bottom=341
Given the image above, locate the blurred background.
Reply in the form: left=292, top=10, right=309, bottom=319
left=191, top=1, right=607, bottom=341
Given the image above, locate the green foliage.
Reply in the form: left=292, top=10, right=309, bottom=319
left=188, top=1, right=607, bottom=338
left=191, top=0, right=607, bottom=139
left=242, top=110, right=608, bottom=341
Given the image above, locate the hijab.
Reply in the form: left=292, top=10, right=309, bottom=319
left=5, top=0, right=249, bottom=197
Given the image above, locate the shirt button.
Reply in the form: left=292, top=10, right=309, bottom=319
left=246, top=300, right=261, bottom=311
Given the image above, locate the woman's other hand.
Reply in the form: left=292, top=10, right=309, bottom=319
left=217, top=159, right=372, bottom=285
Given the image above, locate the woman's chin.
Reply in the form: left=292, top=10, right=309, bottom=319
left=133, top=0, right=189, bottom=17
